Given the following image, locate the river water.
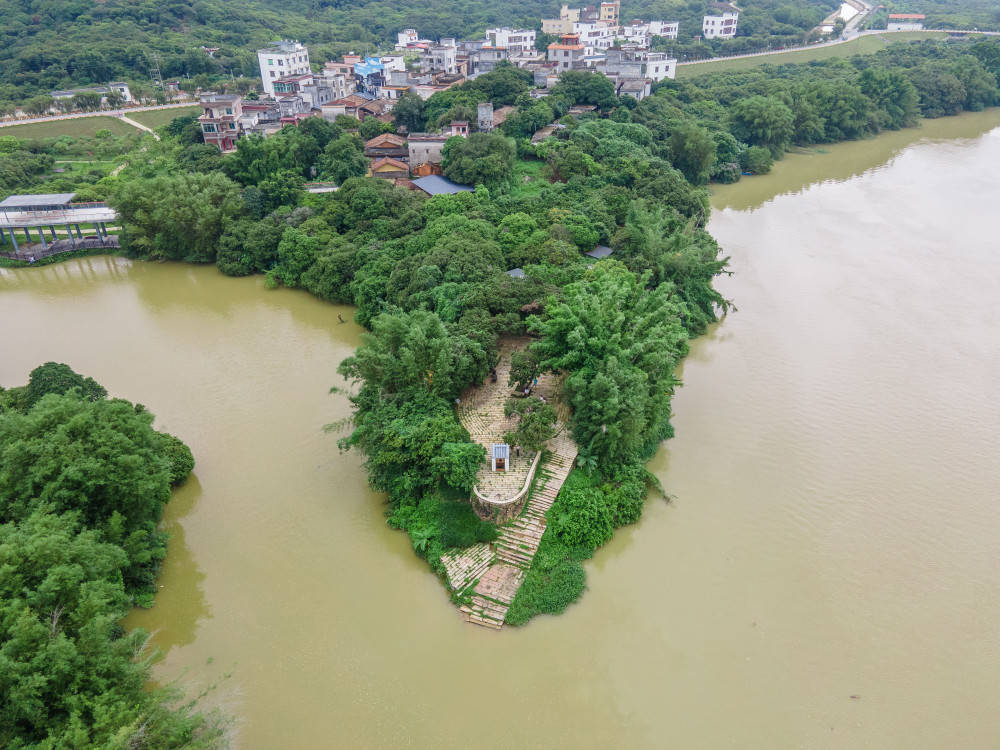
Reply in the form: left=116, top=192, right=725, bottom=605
left=2, top=110, right=1000, bottom=748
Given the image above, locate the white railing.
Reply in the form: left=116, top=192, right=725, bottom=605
left=472, top=449, right=543, bottom=510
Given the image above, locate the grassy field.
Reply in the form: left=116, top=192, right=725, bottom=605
left=128, top=106, right=200, bottom=129
left=0, top=116, right=137, bottom=138
left=53, top=159, right=118, bottom=174
left=677, top=31, right=948, bottom=78
left=510, top=159, right=547, bottom=198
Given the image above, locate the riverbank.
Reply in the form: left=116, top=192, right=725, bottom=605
left=710, top=107, right=1000, bottom=211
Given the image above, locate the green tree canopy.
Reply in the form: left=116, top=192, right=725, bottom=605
left=111, top=171, right=242, bottom=262
left=441, top=132, right=516, bottom=192
left=530, top=262, right=689, bottom=468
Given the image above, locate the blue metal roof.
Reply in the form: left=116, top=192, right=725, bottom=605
left=507, top=267, right=525, bottom=278
left=354, top=57, right=384, bottom=76
left=412, top=175, right=474, bottom=196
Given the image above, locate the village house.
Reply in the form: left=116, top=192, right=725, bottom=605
left=887, top=13, right=925, bottom=31
left=703, top=4, right=739, bottom=39
left=620, top=20, right=679, bottom=43
left=364, top=133, right=408, bottom=159
left=484, top=27, right=537, bottom=55
left=198, top=93, right=243, bottom=152
left=358, top=99, right=395, bottom=122
left=369, top=157, right=410, bottom=180
left=273, top=73, right=333, bottom=108
left=573, top=21, right=618, bottom=55
left=49, top=82, right=133, bottom=107
left=240, top=100, right=283, bottom=137
left=421, top=43, right=458, bottom=74
left=601, top=47, right=676, bottom=83
left=258, top=40, right=311, bottom=97
left=648, top=20, right=680, bottom=38
left=542, top=1, right=621, bottom=33
left=407, top=132, right=452, bottom=166
left=320, top=95, right=363, bottom=121
left=616, top=78, right=651, bottom=101
left=548, top=33, right=587, bottom=71
left=317, top=65, right=357, bottom=100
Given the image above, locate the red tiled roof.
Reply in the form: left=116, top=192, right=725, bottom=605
left=365, top=133, right=406, bottom=148
left=371, top=157, right=409, bottom=171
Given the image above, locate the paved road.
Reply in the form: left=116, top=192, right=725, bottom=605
left=678, top=26, right=999, bottom=69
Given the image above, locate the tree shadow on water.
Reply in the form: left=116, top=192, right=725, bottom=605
left=125, top=472, right=210, bottom=657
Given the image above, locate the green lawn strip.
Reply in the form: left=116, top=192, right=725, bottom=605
left=0, top=116, right=137, bottom=138
left=128, top=106, right=200, bottom=129
left=677, top=32, right=948, bottom=79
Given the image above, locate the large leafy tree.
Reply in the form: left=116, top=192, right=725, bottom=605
left=337, top=311, right=491, bottom=504
left=441, top=132, right=515, bottom=192
left=339, top=309, right=490, bottom=404
left=0, top=391, right=190, bottom=593
left=669, top=122, right=717, bottom=185
left=0, top=510, right=226, bottom=749
left=111, top=172, right=242, bottom=262
left=551, top=70, right=618, bottom=110
left=728, top=94, right=796, bottom=156
left=858, top=67, right=920, bottom=130
left=318, top=133, right=368, bottom=185
left=393, top=92, right=427, bottom=133
left=530, top=262, right=689, bottom=468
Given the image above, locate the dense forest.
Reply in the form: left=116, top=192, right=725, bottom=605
left=0, top=363, right=225, bottom=748
left=3, top=38, right=999, bottom=626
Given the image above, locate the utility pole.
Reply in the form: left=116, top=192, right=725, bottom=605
left=147, top=51, right=164, bottom=91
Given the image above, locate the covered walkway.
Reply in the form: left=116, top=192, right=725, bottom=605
left=0, top=193, right=119, bottom=257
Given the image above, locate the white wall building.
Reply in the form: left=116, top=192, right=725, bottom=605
left=548, top=33, right=587, bottom=70
left=573, top=21, right=618, bottom=54
left=420, top=44, right=457, bottom=74
left=648, top=21, right=679, bottom=39
left=702, top=6, right=739, bottom=39
left=603, top=47, right=676, bottom=83
left=484, top=27, right=537, bottom=56
left=396, top=29, right=419, bottom=48
left=258, top=40, right=311, bottom=96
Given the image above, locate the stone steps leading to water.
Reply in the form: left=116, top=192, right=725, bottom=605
left=452, top=338, right=579, bottom=629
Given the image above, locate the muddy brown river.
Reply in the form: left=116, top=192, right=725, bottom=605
left=3, top=109, right=1000, bottom=748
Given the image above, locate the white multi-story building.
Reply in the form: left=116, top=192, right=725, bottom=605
left=602, top=47, right=676, bottom=83
left=420, top=44, right=457, bottom=74
left=484, top=27, right=537, bottom=56
left=703, top=5, right=739, bottom=39
left=548, top=33, right=587, bottom=70
left=396, top=29, right=419, bottom=48
left=648, top=21, right=679, bottom=39
left=258, top=41, right=311, bottom=96
left=573, top=21, right=618, bottom=54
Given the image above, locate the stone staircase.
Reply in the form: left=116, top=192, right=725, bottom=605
left=460, top=564, right=525, bottom=629
left=448, top=337, right=578, bottom=630
left=440, top=542, right=494, bottom=592
left=458, top=431, right=577, bottom=629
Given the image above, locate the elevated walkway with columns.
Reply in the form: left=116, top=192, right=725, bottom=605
left=0, top=193, right=119, bottom=258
